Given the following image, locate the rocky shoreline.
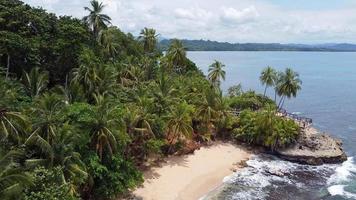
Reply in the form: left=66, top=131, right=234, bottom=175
left=276, top=127, right=347, bottom=165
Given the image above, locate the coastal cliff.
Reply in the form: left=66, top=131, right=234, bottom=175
left=276, top=127, right=347, bottom=165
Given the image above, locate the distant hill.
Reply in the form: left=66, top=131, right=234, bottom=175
left=158, top=39, right=356, bottom=52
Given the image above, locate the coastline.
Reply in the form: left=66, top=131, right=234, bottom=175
left=132, top=142, right=252, bottom=200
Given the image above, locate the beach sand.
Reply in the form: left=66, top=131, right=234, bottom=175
left=133, top=142, right=251, bottom=200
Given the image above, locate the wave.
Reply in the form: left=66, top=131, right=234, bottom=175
left=327, top=157, right=356, bottom=185
left=327, top=157, right=356, bottom=199
left=328, top=185, right=356, bottom=199
left=218, top=155, right=336, bottom=200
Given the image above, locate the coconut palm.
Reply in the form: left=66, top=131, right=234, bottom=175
left=0, top=108, right=28, bottom=143
left=139, top=28, right=159, bottom=54
left=166, top=101, right=193, bottom=145
left=97, top=28, right=118, bottom=59
left=0, top=150, right=32, bottom=199
left=89, top=95, right=123, bottom=160
left=25, top=124, right=87, bottom=194
left=276, top=68, right=302, bottom=109
left=166, top=39, right=186, bottom=73
left=260, top=66, right=277, bottom=97
left=30, top=93, right=65, bottom=145
left=21, top=67, right=49, bottom=98
left=83, top=0, right=111, bottom=38
left=208, top=60, right=226, bottom=87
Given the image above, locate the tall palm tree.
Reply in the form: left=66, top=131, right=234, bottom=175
left=139, top=28, right=159, bottom=54
left=83, top=0, right=111, bottom=38
left=208, top=60, right=226, bottom=87
left=166, top=39, right=186, bottom=73
left=21, top=67, right=49, bottom=98
left=276, top=68, right=302, bottom=109
left=260, top=66, right=277, bottom=97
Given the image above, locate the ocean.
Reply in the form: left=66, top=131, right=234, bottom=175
left=187, top=51, right=356, bottom=200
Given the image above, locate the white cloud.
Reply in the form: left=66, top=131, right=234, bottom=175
left=22, top=0, right=356, bottom=43
left=221, top=6, right=259, bottom=24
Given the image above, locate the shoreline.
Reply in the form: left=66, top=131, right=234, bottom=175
left=132, top=142, right=252, bottom=200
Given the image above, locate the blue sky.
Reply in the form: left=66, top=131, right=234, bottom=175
left=23, top=0, right=356, bottom=43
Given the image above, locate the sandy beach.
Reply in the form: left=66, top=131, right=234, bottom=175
left=133, top=142, right=251, bottom=200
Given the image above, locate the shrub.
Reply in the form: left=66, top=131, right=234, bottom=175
left=228, top=91, right=275, bottom=111
left=233, top=109, right=299, bottom=151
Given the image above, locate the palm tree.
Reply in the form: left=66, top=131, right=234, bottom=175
left=25, top=124, right=87, bottom=195
left=89, top=95, right=123, bottom=160
left=83, top=0, right=111, bottom=38
left=166, top=102, right=193, bottom=146
left=97, top=28, right=118, bottom=59
left=208, top=60, right=226, bottom=87
left=0, top=108, right=28, bottom=143
left=30, top=93, right=64, bottom=145
left=139, top=28, right=159, bottom=54
left=260, top=66, right=277, bottom=97
left=0, top=150, right=32, bottom=199
left=276, top=68, right=302, bottom=109
left=166, top=39, right=186, bottom=73
left=21, top=67, right=49, bottom=98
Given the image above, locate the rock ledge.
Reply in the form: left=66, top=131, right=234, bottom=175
left=276, top=128, right=347, bottom=165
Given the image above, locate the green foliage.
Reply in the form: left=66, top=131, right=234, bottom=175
left=228, top=91, right=276, bottom=111
left=24, top=167, right=79, bottom=200
left=234, top=109, right=300, bottom=151
left=85, top=153, right=143, bottom=199
left=228, top=84, right=243, bottom=97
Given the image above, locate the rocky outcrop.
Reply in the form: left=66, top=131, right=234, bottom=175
left=276, top=128, right=347, bottom=165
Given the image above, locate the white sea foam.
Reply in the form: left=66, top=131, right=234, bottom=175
left=327, top=157, right=356, bottom=185
left=328, top=185, right=356, bottom=199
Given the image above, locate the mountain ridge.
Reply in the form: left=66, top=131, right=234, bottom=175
left=159, top=39, right=356, bottom=52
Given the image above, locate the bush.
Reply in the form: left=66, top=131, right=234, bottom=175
left=85, top=152, right=143, bottom=199
left=228, top=91, right=275, bottom=111
left=233, top=109, right=299, bottom=151
left=24, top=167, right=80, bottom=200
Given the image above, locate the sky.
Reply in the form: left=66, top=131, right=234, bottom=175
left=23, top=0, right=356, bottom=43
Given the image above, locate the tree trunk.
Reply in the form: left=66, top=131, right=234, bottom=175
left=5, top=54, right=10, bottom=79
left=263, top=85, right=267, bottom=97
left=277, top=95, right=285, bottom=109
left=274, top=90, right=277, bottom=102
left=280, top=97, right=286, bottom=109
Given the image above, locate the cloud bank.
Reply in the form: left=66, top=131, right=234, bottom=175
left=23, top=0, right=356, bottom=43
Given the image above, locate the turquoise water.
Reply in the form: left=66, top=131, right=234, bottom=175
left=188, top=51, right=356, bottom=200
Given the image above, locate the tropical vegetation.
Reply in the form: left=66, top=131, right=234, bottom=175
left=0, top=0, right=303, bottom=199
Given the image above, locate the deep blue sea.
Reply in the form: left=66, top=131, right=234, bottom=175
left=188, top=51, right=356, bottom=200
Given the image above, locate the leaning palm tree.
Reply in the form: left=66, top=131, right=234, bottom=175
left=83, top=0, right=111, bottom=38
left=139, top=28, right=159, bottom=54
left=166, top=39, right=186, bottom=73
left=276, top=68, right=302, bottom=109
left=260, top=66, right=277, bottom=97
left=21, top=67, right=49, bottom=98
left=208, top=60, right=226, bottom=87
